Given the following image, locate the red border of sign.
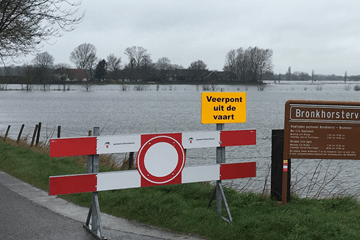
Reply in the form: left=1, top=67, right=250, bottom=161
left=137, top=136, right=185, bottom=184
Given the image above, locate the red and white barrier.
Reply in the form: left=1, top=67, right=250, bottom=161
left=49, top=129, right=256, bottom=195
left=49, top=162, right=256, bottom=195
left=49, top=130, right=256, bottom=157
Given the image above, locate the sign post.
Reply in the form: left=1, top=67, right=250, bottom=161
left=201, top=91, right=248, bottom=221
left=283, top=100, right=360, bottom=204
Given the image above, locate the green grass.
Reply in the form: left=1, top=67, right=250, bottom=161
left=1, top=140, right=360, bottom=240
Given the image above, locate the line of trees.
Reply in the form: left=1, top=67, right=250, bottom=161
left=223, top=47, right=274, bottom=82
left=277, top=69, right=353, bottom=81
left=0, top=43, right=211, bottom=85
left=0, top=43, right=276, bottom=86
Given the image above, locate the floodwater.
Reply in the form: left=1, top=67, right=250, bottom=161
left=1, top=81, right=360, bottom=198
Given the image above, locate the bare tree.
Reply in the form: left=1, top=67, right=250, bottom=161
left=107, top=54, right=121, bottom=72
left=21, top=64, right=35, bottom=91
left=124, top=46, right=151, bottom=69
left=106, top=54, right=121, bottom=80
left=188, top=60, right=208, bottom=71
left=70, top=43, right=97, bottom=91
left=54, top=63, right=72, bottom=91
left=172, top=64, right=184, bottom=69
left=224, top=47, right=273, bottom=82
left=70, top=43, right=97, bottom=69
left=188, top=60, right=208, bottom=82
left=33, top=52, right=54, bottom=68
left=155, top=57, right=173, bottom=71
left=0, top=0, right=84, bottom=62
left=32, top=51, right=54, bottom=90
left=223, top=50, right=237, bottom=74
left=124, top=46, right=152, bottom=81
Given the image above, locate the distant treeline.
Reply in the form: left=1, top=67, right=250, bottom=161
left=0, top=66, right=357, bottom=86
left=0, top=45, right=276, bottom=85
left=275, top=70, right=356, bottom=81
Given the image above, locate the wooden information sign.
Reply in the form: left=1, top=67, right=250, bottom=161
left=282, top=100, right=360, bottom=204
left=284, top=100, right=360, bottom=160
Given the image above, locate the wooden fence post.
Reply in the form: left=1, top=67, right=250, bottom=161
left=31, top=125, right=39, bottom=147
left=35, top=122, right=41, bottom=146
left=271, top=129, right=291, bottom=202
left=16, top=124, right=25, bottom=144
left=4, top=125, right=10, bottom=141
left=57, top=126, right=61, bottom=138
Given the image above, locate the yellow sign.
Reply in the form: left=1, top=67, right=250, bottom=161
left=201, top=92, right=246, bottom=124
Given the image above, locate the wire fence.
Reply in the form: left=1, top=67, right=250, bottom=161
left=1, top=122, right=359, bottom=201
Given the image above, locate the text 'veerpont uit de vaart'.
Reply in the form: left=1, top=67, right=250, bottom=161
left=206, top=96, right=243, bottom=120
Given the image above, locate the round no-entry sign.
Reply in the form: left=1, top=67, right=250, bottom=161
left=136, top=135, right=185, bottom=184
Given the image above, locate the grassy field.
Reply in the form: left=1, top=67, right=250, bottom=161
left=1, top=139, right=360, bottom=240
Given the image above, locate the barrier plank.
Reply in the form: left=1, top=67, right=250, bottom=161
left=49, top=174, right=97, bottom=195
left=220, top=130, right=256, bottom=147
left=49, top=130, right=256, bottom=157
left=49, top=163, right=256, bottom=195
left=50, top=137, right=97, bottom=157
left=220, top=162, right=256, bottom=180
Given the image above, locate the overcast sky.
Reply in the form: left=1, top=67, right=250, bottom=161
left=18, top=0, right=360, bottom=75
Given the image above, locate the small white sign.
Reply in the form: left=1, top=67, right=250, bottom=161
left=182, top=131, right=220, bottom=149
left=97, top=135, right=140, bottom=154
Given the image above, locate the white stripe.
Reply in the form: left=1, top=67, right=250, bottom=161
left=182, top=165, right=220, bottom=183
left=97, top=135, right=141, bottom=154
left=96, top=165, right=221, bottom=191
left=97, top=131, right=222, bottom=154
left=182, top=131, right=220, bottom=149
left=97, top=170, right=141, bottom=191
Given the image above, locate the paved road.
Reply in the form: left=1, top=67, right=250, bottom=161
left=0, top=170, right=202, bottom=240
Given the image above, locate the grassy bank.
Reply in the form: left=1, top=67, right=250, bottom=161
left=1, top=139, right=360, bottom=240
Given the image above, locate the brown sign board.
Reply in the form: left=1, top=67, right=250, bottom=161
left=284, top=100, right=360, bottom=160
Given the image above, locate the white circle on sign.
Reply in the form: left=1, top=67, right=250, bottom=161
left=144, top=142, right=178, bottom=177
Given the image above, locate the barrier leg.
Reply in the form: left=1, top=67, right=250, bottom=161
left=207, top=123, right=233, bottom=222
left=83, top=127, right=106, bottom=240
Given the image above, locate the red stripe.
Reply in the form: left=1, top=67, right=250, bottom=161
left=220, top=162, right=256, bottom=180
left=49, top=174, right=97, bottom=195
left=220, top=130, right=256, bottom=147
left=50, top=137, right=97, bottom=157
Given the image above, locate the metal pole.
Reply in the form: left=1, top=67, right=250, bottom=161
left=216, top=123, right=225, bottom=214
left=92, top=127, right=100, bottom=234
left=207, top=88, right=232, bottom=221
left=84, top=127, right=106, bottom=239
